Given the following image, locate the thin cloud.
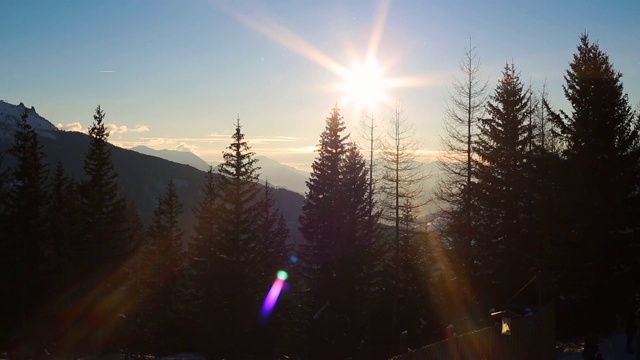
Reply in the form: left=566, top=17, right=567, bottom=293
left=97, top=70, right=115, bottom=73
left=56, top=122, right=148, bottom=135
left=414, top=149, right=444, bottom=163
left=130, top=125, right=150, bottom=133
left=250, top=136, right=303, bottom=144
left=105, top=124, right=149, bottom=134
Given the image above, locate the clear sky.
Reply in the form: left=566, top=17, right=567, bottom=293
left=2, top=0, right=639, bottom=172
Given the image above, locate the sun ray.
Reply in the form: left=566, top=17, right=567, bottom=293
left=220, top=4, right=349, bottom=78
left=214, top=0, right=436, bottom=114
left=366, top=0, right=391, bottom=61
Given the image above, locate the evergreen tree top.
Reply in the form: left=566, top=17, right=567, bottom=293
left=558, top=33, right=637, bottom=157
left=217, top=116, right=261, bottom=182
left=7, top=108, right=49, bottom=213
left=89, top=105, right=109, bottom=142
left=317, top=106, right=349, bottom=155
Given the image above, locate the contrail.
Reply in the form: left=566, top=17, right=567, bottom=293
left=97, top=70, right=115, bottom=73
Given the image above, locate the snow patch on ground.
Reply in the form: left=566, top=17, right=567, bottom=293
left=556, top=330, right=639, bottom=360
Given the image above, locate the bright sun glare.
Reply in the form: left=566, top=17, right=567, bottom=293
left=227, top=0, right=428, bottom=115
left=340, top=57, right=388, bottom=112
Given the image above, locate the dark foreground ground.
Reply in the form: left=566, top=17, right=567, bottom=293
left=556, top=329, right=639, bottom=360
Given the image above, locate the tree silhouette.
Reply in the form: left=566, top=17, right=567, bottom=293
left=437, top=40, right=488, bottom=278
left=140, top=179, right=184, bottom=353
left=549, top=34, right=640, bottom=327
left=473, top=63, right=534, bottom=305
left=378, top=102, right=428, bottom=352
left=47, top=162, right=83, bottom=305
left=299, top=106, right=377, bottom=358
left=75, top=105, right=133, bottom=355
left=211, top=117, right=268, bottom=358
left=2, top=109, right=50, bottom=354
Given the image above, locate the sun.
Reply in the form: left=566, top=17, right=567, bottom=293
left=340, top=57, right=389, bottom=112
left=224, top=0, right=430, bottom=114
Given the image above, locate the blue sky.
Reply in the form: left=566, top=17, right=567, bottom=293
left=2, top=0, right=639, bottom=171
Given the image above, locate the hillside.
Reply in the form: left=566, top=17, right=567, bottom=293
left=128, top=146, right=310, bottom=195
left=0, top=102, right=304, bottom=244
left=131, top=145, right=211, bottom=172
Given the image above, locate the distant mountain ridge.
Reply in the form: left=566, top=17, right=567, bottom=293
left=131, top=145, right=211, bottom=171
left=130, top=146, right=310, bottom=195
left=254, top=156, right=309, bottom=195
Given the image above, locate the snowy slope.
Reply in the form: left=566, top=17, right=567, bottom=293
left=0, top=100, right=58, bottom=139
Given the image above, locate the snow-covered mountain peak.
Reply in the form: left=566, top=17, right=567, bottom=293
left=0, top=100, right=59, bottom=135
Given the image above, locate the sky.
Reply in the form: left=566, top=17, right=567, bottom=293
left=2, top=0, right=640, bottom=172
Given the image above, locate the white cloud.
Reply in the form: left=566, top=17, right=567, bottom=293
left=56, top=122, right=149, bottom=135
left=130, top=125, right=149, bottom=133
left=57, top=122, right=84, bottom=132
left=106, top=124, right=128, bottom=134
left=176, top=142, right=196, bottom=152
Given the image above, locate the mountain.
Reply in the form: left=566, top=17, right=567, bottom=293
left=129, top=146, right=310, bottom=195
left=0, top=100, right=58, bottom=132
left=254, top=156, right=309, bottom=195
left=0, top=101, right=304, bottom=244
left=131, top=145, right=211, bottom=171
left=0, top=100, right=58, bottom=142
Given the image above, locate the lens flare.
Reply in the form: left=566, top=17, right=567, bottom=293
left=260, top=270, right=289, bottom=320
left=277, top=270, right=288, bottom=281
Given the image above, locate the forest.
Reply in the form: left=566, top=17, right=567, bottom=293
left=1, top=33, right=639, bottom=359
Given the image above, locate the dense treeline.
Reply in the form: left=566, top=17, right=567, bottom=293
left=439, top=34, right=640, bottom=337
left=0, top=33, right=639, bottom=359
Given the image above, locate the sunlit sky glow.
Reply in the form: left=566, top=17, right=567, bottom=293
left=2, top=0, right=639, bottom=172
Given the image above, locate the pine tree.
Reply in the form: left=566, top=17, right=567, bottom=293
left=299, top=106, right=377, bottom=357
left=341, top=143, right=376, bottom=258
left=473, top=63, right=534, bottom=304
left=256, top=181, right=289, bottom=271
left=0, top=153, right=8, bottom=215
left=300, top=106, right=348, bottom=256
left=0, top=153, right=7, bottom=345
left=396, top=198, right=431, bottom=347
left=0, top=152, right=7, bottom=269
left=48, top=162, right=82, bottom=287
left=75, top=105, right=132, bottom=355
left=212, top=117, right=266, bottom=358
left=549, top=34, right=640, bottom=324
left=340, top=142, right=381, bottom=353
left=2, top=109, right=50, bottom=353
left=140, top=179, right=184, bottom=353
left=0, top=154, right=9, bottom=351
left=79, top=105, right=129, bottom=276
left=299, top=106, right=349, bottom=357
left=254, top=181, right=291, bottom=356
left=184, top=166, right=220, bottom=351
